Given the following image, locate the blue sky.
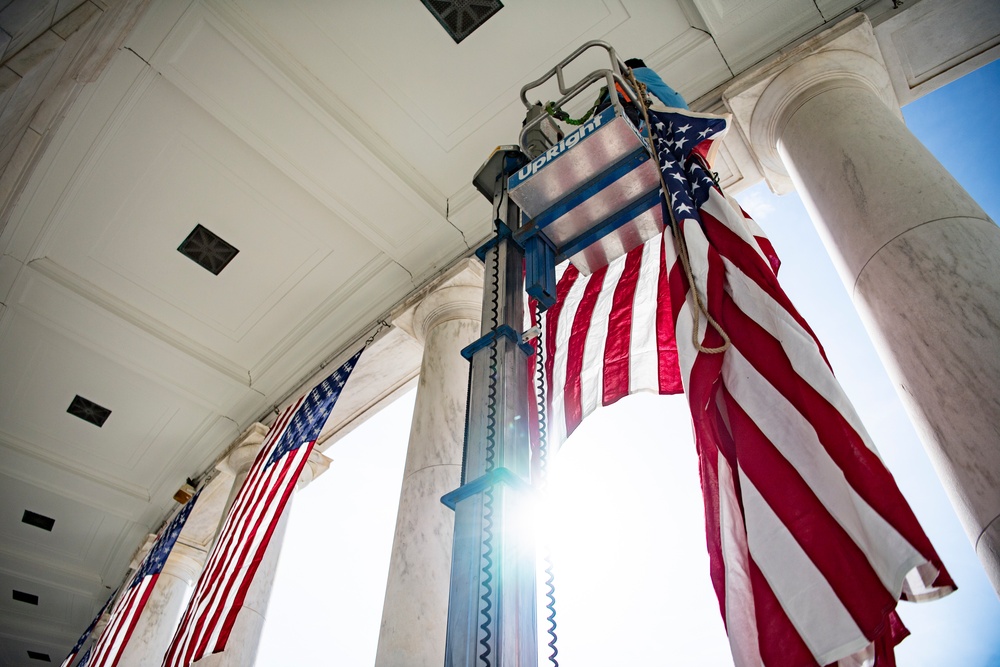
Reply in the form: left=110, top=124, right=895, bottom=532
left=258, top=60, right=1000, bottom=665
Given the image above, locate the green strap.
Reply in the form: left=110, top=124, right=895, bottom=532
left=544, top=88, right=606, bottom=126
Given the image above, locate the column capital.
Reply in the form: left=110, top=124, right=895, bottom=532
left=162, top=542, right=208, bottom=584
left=216, top=423, right=268, bottom=477
left=392, top=257, right=484, bottom=343
left=297, top=448, right=332, bottom=489
left=722, top=13, right=899, bottom=194
left=130, top=533, right=157, bottom=569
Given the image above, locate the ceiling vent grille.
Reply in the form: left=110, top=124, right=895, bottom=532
left=67, top=395, right=111, bottom=427
left=13, top=590, right=39, bottom=605
left=27, top=651, right=51, bottom=662
left=22, top=510, right=55, bottom=532
left=177, top=224, right=239, bottom=275
left=420, top=0, right=502, bottom=43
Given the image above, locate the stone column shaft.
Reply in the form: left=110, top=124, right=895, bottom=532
left=376, top=260, right=483, bottom=667
left=725, top=15, right=1000, bottom=592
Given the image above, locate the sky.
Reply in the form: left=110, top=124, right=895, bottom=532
left=256, top=60, right=1000, bottom=665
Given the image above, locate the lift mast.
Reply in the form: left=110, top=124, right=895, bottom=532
left=442, top=41, right=663, bottom=667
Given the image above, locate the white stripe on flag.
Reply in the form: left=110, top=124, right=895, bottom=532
left=549, top=271, right=588, bottom=444
left=580, top=259, right=624, bottom=417
left=628, top=238, right=661, bottom=394
left=717, top=452, right=764, bottom=667
left=740, top=472, right=868, bottom=664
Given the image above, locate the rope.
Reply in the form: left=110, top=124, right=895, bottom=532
left=626, top=69, right=731, bottom=355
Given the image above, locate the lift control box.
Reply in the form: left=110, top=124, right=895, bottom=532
left=509, top=104, right=663, bottom=277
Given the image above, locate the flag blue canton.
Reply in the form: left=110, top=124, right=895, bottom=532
left=265, top=349, right=363, bottom=468
left=129, top=491, right=199, bottom=588
left=647, top=109, right=726, bottom=216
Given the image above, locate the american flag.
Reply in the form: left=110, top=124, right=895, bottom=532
left=60, top=588, right=117, bottom=667
left=538, top=107, right=954, bottom=665
left=85, top=493, right=198, bottom=667
left=162, top=349, right=362, bottom=667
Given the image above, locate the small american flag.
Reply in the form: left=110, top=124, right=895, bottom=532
left=60, top=588, right=117, bottom=667
left=161, top=349, right=363, bottom=667
left=538, top=107, right=954, bottom=665
left=85, top=493, right=198, bottom=667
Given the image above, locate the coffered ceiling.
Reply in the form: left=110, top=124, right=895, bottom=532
left=0, top=0, right=911, bottom=662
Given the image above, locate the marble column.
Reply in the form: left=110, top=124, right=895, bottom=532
left=115, top=541, right=207, bottom=666
left=725, top=14, right=1000, bottom=591
left=193, top=441, right=332, bottom=666
left=375, top=259, right=484, bottom=667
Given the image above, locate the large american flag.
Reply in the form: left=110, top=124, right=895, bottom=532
left=60, top=588, right=117, bottom=667
left=161, top=349, right=362, bottom=667
left=85, top=493, right=198, bottom=667
left=538, top=107, right=954, bottom=665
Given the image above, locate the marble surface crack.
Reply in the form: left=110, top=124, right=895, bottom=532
left=445, top=198, right=471, bottom=250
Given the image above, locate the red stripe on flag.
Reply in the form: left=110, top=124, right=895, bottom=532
left=563, top=265, right=608, bottom=436
left=657, top=233, right=682, bottom=393
left=692, top=425, right=727, bottom=624
left=544, top=265, right=579, bottom=419
left=602, top=246, right=642, bottom=404
left=749, top=559, right=820, bottom=667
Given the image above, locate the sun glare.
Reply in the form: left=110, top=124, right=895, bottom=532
left=534, top=392, right=735, bottom=666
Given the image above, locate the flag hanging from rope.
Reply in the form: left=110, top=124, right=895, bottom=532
left=538, top=107, right=954, bottom=666
left=60, top=588, right=118, bottom=667
left=161, top=348, right=363, bottom=667
left=85, top=492, right=198, bottom=667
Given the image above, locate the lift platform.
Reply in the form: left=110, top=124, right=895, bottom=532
left=510, top=41, right=663, bottom=308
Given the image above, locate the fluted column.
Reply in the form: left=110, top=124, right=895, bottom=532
left=192, top=441, right=331, bottom=666
left=375, top=258, right=484, bottom=667
left=725, top=14, right=1000, bottom=592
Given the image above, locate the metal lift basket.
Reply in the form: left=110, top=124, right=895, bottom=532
left=510, top=41, right=664, bottom=278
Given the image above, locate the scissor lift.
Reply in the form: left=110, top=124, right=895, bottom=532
left=444, top=41, right=662, bottom=667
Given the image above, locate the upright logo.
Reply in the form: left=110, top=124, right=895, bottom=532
left=512, top=106, right=616, bottom=186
